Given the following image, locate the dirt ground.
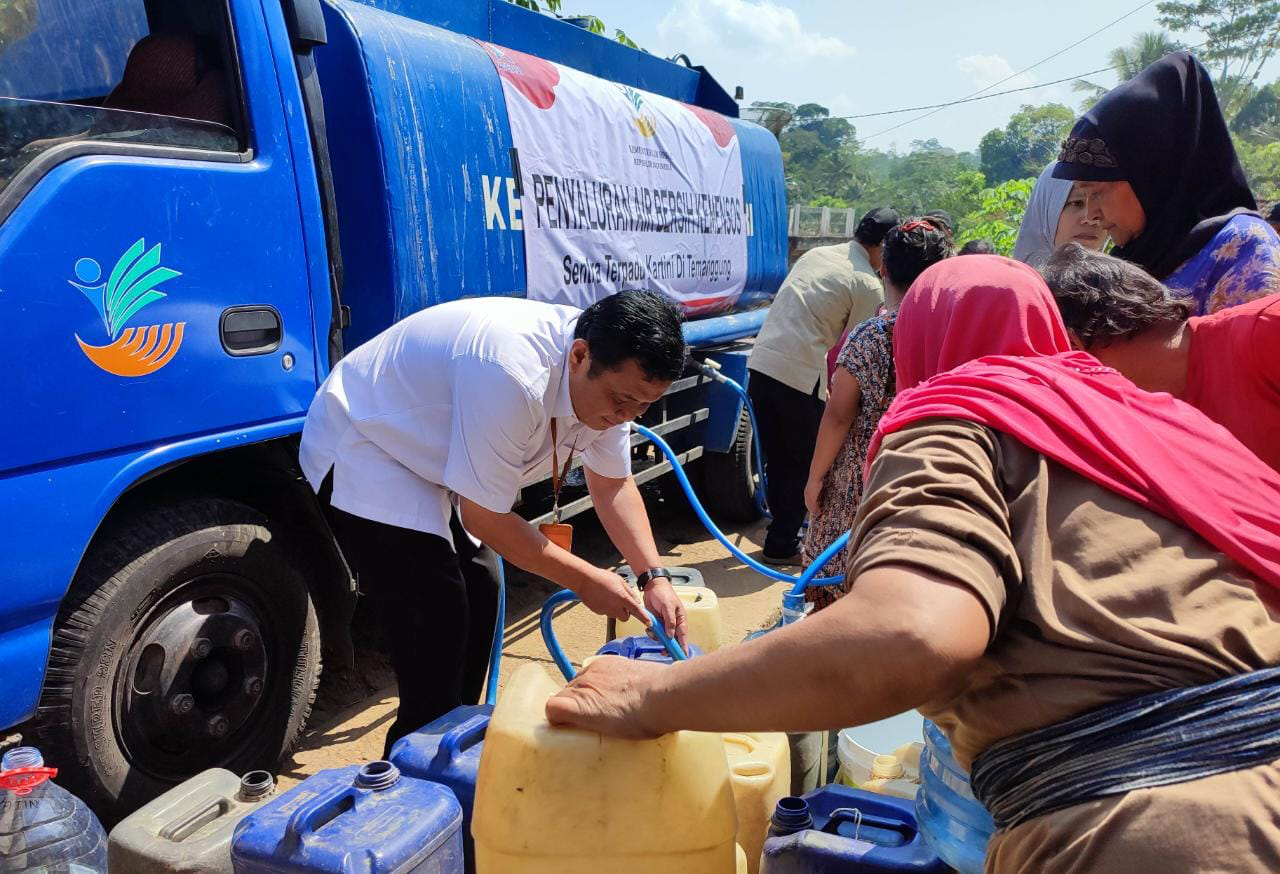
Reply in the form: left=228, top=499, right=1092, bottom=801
left=277, top=487, right=787, bottom=787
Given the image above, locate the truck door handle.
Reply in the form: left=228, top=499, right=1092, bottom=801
left=220, top=306, right=282, bottom=356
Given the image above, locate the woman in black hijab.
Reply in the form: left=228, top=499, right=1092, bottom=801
left=1053, top=52, right=1280, bottom=314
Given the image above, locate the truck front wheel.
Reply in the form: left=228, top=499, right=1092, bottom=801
left=30, top=498, right=321, bottom=821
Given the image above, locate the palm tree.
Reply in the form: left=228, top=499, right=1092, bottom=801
left=1074, top=31, right=1184, bottom=111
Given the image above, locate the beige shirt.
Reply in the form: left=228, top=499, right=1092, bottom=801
left=851, top=420, right=1280, bottom=873
left=747, top=241, right=883, bottom=399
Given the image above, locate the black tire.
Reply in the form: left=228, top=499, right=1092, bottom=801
left=29, top=497, right=321, bottom=821
left=702, top=406, right=762, bottom=522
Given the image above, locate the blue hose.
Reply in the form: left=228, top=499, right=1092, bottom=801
left=541, top=589, right=686, bottom=681
left=485, top=558, right=506, bottom=706
left=633, top=423, right=844, bottom=587
left=528, top=382, right=849, bottom=691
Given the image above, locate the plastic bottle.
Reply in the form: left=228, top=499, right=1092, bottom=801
left=860, top=755, right=919, bottom=800
left=779, top=593, right=811, bottom=626
left=723, top=733, right=790, bottom=874
left=0, top=746, right=107, bottom=873
left=472, top=663, right=741, bottom=873
left=108, top=769, right=276, bottom=872
left=914, top=721, right=994, bottom=874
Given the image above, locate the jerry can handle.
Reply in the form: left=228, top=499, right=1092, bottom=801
left=429, top=714, right=490, bottom=777
left=283, top=786, right=359, bottom=849
left=823, top=807, right=916, bottom=841
left=160, top=799, right=231, bottom=842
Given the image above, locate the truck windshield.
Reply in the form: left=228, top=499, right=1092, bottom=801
left=0, top=0, right=241, bottom=197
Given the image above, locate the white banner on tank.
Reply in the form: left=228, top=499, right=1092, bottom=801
left=480, top=41, right=748, bottom=316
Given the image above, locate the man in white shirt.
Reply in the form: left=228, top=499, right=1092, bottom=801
left=300, top=290, right=689, bottom=753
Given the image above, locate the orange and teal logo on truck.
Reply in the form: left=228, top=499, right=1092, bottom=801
left=69, top=239, right=185, bottom=377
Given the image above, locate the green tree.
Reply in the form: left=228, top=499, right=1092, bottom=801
left=508, top=0, right=638, bottom=48
left=1157, top=0, right=1280, bottom=118
left=956, top=177, right=1037, bottom=256
left=1073, top=30, right=1183, bottom=110
left=745, top=101, right=796, bottom=138
left=978, top=103, right=1076, bottom=185
left=1233, top=81, right=1280, bottom=143
left=1234, top=136, right=1280, bottom=202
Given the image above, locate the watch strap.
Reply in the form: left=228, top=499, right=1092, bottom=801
left=635, top=567, right=673, bottom=591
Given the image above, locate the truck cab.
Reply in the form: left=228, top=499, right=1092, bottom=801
left=0, top=0, right=783, bottom=817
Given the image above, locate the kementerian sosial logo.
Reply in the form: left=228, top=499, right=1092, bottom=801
left=619, top=86, right=658, bottom=138
left=69, top=238, right=185, bottom=377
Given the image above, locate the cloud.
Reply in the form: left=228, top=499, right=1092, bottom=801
left=957, top=54, right=1035, bottom=90
left=659, top=0, right=856, bottom=60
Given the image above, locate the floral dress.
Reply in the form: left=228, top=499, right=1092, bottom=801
left=802, top=312, right=897, bottom=610
left=1165, top=214, right=1280, bottom=314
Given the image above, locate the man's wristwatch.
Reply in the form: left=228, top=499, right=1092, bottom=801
left=635, top=567, right=673, bottom=592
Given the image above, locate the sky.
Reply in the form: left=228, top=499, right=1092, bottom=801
left=571, top=0, right=1280, bottom=152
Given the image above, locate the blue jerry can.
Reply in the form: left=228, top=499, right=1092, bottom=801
left=760, top=785, right=947, bottom=873
left=595, top=635, right=705, bottom=663
left=231, top=761, right=462, bottom=873
left=389, top=705, right=493, bottom=873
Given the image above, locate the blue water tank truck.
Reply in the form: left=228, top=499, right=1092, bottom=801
left=0, top=0, right=785, bottom=816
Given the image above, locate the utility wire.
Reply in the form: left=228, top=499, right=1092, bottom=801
left=855, top=0, right=1158, bottom=141
left=834, top=26, right=1270, bottom=122
left=837, top=64, right=1121, bottom=119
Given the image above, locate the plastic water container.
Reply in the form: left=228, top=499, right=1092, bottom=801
left=389, top=705, right=493, bottom=872
left=723, top=733, right=790, bottom=874
left=609, top=567, right=725, bottom=652
left=473, top=663, right=742, bottom=873
left=760, top=786, right=947, bottom=873
left=0, top=746, right=107, bottom=873
left=109, top=769, right=276, bottom=872
left=587, top=637, right=785, bottom=874
left=594, top=634, right=705, bottom=662
left=914, top=721, right=994, bottom=874
left=231, top=761, right=462, bottom=873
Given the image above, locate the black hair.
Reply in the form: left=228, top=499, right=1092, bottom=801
left=958, top=238, right=997, bottom=256
left=922, top=209, right=955, bottom=237
left=881, top=219, right=954, bottom=291
left=574, top=290, right=686, bottom=381
left=854, top=206, right=901, bottom=247
left=1041, top=243, right=1192, bottom=348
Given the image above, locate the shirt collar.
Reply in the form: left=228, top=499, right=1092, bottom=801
left=553, top=319, right=579, bottom=420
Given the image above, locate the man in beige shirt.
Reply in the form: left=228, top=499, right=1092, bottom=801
left=746, top=206, right=897, bottom=563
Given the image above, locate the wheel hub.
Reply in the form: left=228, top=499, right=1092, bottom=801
left=119, top=587, right=269, bottom=775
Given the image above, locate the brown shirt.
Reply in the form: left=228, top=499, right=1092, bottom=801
left=851, top=420, right=1280, bottom=873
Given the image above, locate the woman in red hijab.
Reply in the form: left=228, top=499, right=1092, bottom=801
left=546, top=256, right=1280, bottom=872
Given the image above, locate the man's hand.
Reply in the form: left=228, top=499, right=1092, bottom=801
left=545, top=656, right=667, bottom=738
left=642, top=578, right=688, bottom=648
left=578, top=567, right=648, bottom=623
left=804, top=475, right=824, bottom=517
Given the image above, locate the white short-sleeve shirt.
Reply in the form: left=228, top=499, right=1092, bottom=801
left=299, top=298, right=633, bottom=538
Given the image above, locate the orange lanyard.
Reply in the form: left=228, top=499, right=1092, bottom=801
left=549, top=419, right=577, bottom=523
